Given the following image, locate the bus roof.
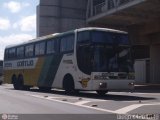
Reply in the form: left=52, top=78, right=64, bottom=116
left=76, top=27, right=127, bottom=34
left=5, top=27, right=127, bottom=49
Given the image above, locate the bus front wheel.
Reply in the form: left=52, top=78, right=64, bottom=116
left=63, top=75, right=75, bottom=94
left=96, top=90, right=108, bottom=96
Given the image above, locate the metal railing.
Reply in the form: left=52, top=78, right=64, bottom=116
left=87, top=0, right=144, bottom=18
left=94, top=2, right=105, bottom=15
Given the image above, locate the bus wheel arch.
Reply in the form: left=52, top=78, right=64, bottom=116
left=62, top=74, right=75, bottom=94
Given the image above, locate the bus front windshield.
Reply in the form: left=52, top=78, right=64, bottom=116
left=76, top=30, right=134, bottom=75
left=91, top=31, right=133, bottom=73
left=91, top=45, right=133, bottom=72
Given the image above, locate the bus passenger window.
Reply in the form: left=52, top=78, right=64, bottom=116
left=35, top=42, right=45, bottom=56
left=4, top=49, right=9, bottom=60
left=25, top=44, right=34, bottom=57
left=8, top=48, right=16, bottom=59
left=60, top=34, right=74, bottom=52
left=47, top=40, right=55, bottom=54
left=17, top=46, right=24, bottom=58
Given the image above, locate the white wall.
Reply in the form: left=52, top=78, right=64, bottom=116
left=150, top=45, right=160, bottom=84
left=135, top=60, right=147, bottom=84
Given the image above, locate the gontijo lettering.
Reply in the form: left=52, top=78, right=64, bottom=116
left=17, top=60, right=34, bottom=67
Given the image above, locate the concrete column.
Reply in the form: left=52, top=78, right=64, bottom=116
left=37, top=0, right=61, bottom=37
left=37, top=0, right=87, bottom=37
left=150, top=44, right=160, bottom=83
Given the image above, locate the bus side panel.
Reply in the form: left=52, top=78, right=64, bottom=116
left=52, top=53, right=93, bottom=90
left=37, top=54, right=63, bottom=88
left=52, top=54, right=75, bottom=88
left=4, top=70, right=11, bottom=84
left=23, top=57, right=44, bottom=86
left=4, top=70, right=22, bottom=84
left=4, top=55, right=63, bottom=88
left=4, top=61, right=17, bottom=84
left=3, top=58, right=45, bottom=86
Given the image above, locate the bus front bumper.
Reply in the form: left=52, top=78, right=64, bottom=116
left=92, top=80, right=135, bottom=91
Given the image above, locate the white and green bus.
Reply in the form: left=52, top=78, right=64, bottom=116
left=4, top=27, right=135, bottom=95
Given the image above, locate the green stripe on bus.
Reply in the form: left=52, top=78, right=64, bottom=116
left=37, top=54, right=63, bottom=87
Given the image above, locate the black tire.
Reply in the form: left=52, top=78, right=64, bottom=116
left=39, top=87, right=51, bottom=92
left=96, top=90, right=108, bottom=96
left=63, top=75, right=75, bottom=94
left=0, top=81, right=2, bottom=85
left=23, top=85, right=30, bottom=91
left=12, top=75, right=18, bottom=90
left=13, top=75, right=24, bottom=90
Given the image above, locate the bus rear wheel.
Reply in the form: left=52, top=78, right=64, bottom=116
left=23, top=85, right=30, bottom=90
left=12, top=75, right=18, bottom=90
left=96, top=90, right=108, bottom=96
left=13, top=75, right=24, bottom=90
left=39, top=87, right=51, bottom=92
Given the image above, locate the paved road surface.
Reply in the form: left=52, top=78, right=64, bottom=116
left=0, top=84, right=160, bottom=120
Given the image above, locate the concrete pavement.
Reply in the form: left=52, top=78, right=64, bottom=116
left=0, top=84, right=160, bottom=120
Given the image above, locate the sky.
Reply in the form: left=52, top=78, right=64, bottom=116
left=0, top=0, right=39, bottom=60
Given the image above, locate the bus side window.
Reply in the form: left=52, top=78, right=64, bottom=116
left=25, top=44, right=34, bottom=57
left=60, top=34, right=74, bottom=52
left=4, top=49, right=9, bottom=60
left=8, top=48, right=16, bottom=59
left=17, top=46, right=24, bottom=58
left=35, top=42, right=45, bottom=56
left=47, top=40, right=55, bottom=54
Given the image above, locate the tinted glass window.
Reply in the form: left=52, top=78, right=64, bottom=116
left=91, top=45, right=133, bottom=72
left=8, top=48, right=16, bottom=59
left=92, top=31, right=129, bottom=45
left=25, top=44, right=34, bottom=57
left=5, top=49, right=9, bottom=59
left=76, top=45, right=91, bottom=75
left=114, top=33, right=129, bottom=45
left=47, top=40, right=55, bottom=54
left=0, top=61, right=3, bottom=66
left=77, top=31, right=90, bottom=43
left=60, top=34, right=74, bottom=52
left=35, top=42, right=45, bottom=56
left=17, top=46, right=24, bottom=58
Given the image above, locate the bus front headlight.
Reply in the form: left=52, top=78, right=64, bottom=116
left=99, top=82, right=107, bottom=89
left=128, top=82, right=134, bottom=89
